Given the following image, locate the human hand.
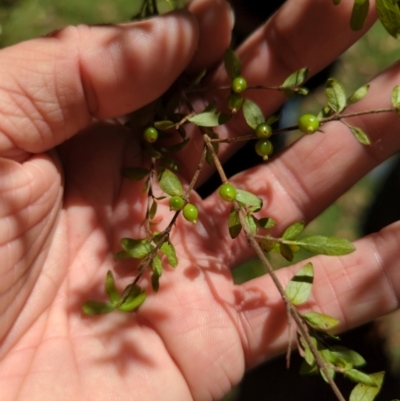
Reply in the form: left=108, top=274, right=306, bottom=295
left=1, top=1, right=399, bottom=401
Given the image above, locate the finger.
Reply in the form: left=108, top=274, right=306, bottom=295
left=233, top=221, right=400, bottom=367
left=0, top=12, right=199, bottom=159
left=186, top=0, right=234, bottom=73
left=205, top=58, right=400, bottom=266
left=174, top=0, right=377, bottom=182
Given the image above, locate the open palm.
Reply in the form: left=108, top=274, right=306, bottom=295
left=1, top=1, right=400, bottom=400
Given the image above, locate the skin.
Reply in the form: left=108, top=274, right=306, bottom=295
left=0, top=0, right=400, bottom=400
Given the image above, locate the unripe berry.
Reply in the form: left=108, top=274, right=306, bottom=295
left=169, top=196, right=184, bottom=211
left=227, top=93, right=244, bottom=113
left=298, top=114, right=320, bottom=134
left=218, top=183, right=236, bottom=202
left=255, top=123, right=272, bottom=139
left=255, top=139, right=273, bottom=160
left=143, top=127, right=158, bottom=143
left=231, top=76, right=247, bottom=93
left=183, top=203, right=198, bottom=223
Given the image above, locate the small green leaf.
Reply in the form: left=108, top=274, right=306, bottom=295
left=228, top=207, right=242, bottom=239
left=190, top=68, right=207, bottom=86
left=187, top=111, right=227, bottom=127
left=299, top=359, right=318, bottom=375
left=391, top=85, right=400, bottom=109
left=280, top=243, right=294, bottom=261
left=156, top=0, right=178, bottom=14
left=330, top=346, right=367, bottom=368
left=298, top=335, right=317, bottom=366
left=348, top=84, right=370, bottom=105
left=235, top=189, right=263, bottom=212
left=105, top=270, right=120, bottom=304
left=160, top=241, right=178, bottom=267
left=118, top=284, right=147, bottom=312
left=296, top=235, right=356, bottom=256
left=266, top=114, right=281, bottom=126
left=259, top=237, right=277, bottom=253
left=255, top=217, right=276, bottom=229
left=82, top=301, right=115, bottom=315
left=149, top=200, right=157, bottom=220
left=376, top=0, right=400, bottom=38
left=350, top=0, right=370, bottom=31
left=346, top=369, right=379, bottom=387
left=333, top=0, right=341, bottom=3
left=154, top=120, right=176, bottom=131
left=285, top=262, right=314, bottom=305
left=326, top=78, right=347, bottom=113
left=120, top=238, right=154, bottom=259
left=151, top=271, right=160, bottom=293
left=122, top=167, right=150, bottom=180
left=348, top=125, right=371, bottom=145
left=282, top=221, right=305, bottom=240
left=113, top=250, right=131, bottom=259
left=281, top=68, right=309, bottom=89
left=245, top=215, right=258, bottom=234
left=242, top=99, right=265, bottom=130
left=303, top=312, right=340, bottom=331
left=224, top=48, right=242, bottom=80
left=151, top=253, right=163, bottom=276
left=158, top=168, right=183, bottom=196
left=350, top=371, right=385, bottom=401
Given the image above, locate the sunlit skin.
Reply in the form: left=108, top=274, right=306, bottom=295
left=1, top=1, right=400, bottom=400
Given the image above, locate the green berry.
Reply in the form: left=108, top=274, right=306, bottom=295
left=231, top=76, right=247, bottom=93
left=143, top=127, right=158, bottom=143
left=183, top=203, right=198, bottom=223
left=218, top=183, right=237, bottom=202
left=227, top=93, right=244, bottom=113
left=255, top=123, right=272, bottom=139
left=169, top=196, right=184, bottom=211
left=255, top=139, right=273, bottom=160
left=298, top=114, right=320, bottom=134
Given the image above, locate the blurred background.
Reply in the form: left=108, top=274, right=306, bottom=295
left=0, top=0, right=399, bottom=399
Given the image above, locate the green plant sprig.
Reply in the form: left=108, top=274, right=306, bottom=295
left=81, top=30, right=397, bottom=400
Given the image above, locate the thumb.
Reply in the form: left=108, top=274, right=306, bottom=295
left=0, top=12, right=198, bottom=158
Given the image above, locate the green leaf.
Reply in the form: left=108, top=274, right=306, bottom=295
left=158, top=168, right=183, bottom=196
left=285, top=262, right=314, bottom=305
left=296, top=235, right=356, bottom=256
left=303, top=312, right=340, bottom=331
left=330, top=346, right=367, bottom=368
left=281, top=68, right=309, bottom=89
left=118, top=284, right=146, bottom=311
left=299, top=360, right=318, bottom=375
left=82, top=300, right=115, bottom=315
left=298, top=335, right=318, bottom=366
left=266, top=114, right=281, bottom=126
left=120, top=238, right=154, bottom=258
left=122, top=167, right=150, bottom=181
left=224, top=48, right=242, bottom=80
left=350, top=371, right=385, bottom=401
left=348, top=125, right=371, bottom=145
left=280, top=243, right=294, bottom=262
left=391, top=85, right=400, bottom=109
left=245, top=215, right=258, bottom=234
left=376, top=0, right=400, bottom=38
left=255, top=217, right=276, bottom=229
left=160, top=241, right=178, bottom=267
left=326, top=78, right=347, bottom=113
left=113, top=250, right=131, bottom=259
left=348, top=84, right=370, bottom=104
left=346, top=369, right=379, bottom=387
left=242, top=99, right=265, bottom=130
left=228, top=207, right=242, bottom=239
left=187, top=111, right=228, bottom=127
left=333, top=0, right=341, bottom=3
left=259, top=237, right=277, bottom=253
left=151, top=271, right=160, bottom=293
left=282, top=221, right=305, bottom=240
left=149, top=200, right=157, bottom=220
left=190, top=68, right=207, bottom=86
left=105, top=270, right=120, bottom=305
left=156, top=0, right=177, bottom=14
left=151, top=253, right=163, bottom=276
left=154, top=120, right=176, bottom=131
left=235, top=189, right=263, bottom=212
left=350, top=0, right=370, bottom=30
